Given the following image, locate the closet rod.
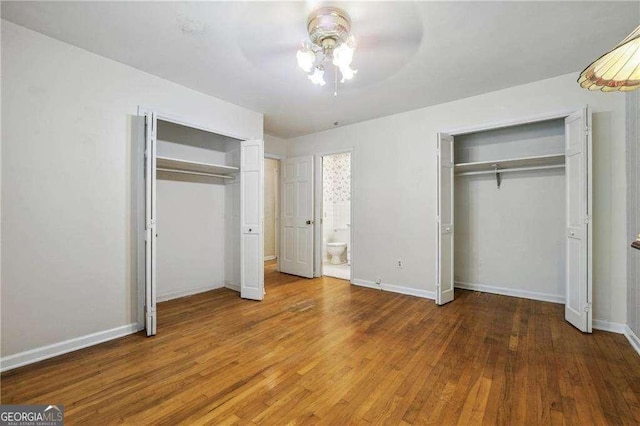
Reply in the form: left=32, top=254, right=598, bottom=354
left=456, top=164, right=565, bottom=177
left=156, top=168, right=235, bottom=179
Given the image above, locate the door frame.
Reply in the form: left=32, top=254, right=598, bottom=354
left=135, top=106, right=257, bottom=332
left=436, top=106, right=592, bottom=331
left=314, top=148, right=355, bottom=281
left=265, top=153, right=284, bottom=272
left=441, top=108, right=582, bottom=136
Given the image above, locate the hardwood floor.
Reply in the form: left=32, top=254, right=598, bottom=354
left=2, top=261, right=640, bottom=424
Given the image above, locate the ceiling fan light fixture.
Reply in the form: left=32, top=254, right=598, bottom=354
left=339, top=64, right=357, bottom=82
left=332, top=42, right=354, bottom=68
left=578, top=24, right=640, bottom=92
left=308, top=66, right=326, bottom=86
left=296, top=46, right=316, bottom=73
left=298, top=6, right=357, bottom=92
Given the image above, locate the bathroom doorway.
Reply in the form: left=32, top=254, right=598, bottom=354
left=319, top=152, right=351, bottom=280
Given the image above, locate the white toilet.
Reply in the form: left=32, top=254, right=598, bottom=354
left=326, top=242, right=347, bottom=264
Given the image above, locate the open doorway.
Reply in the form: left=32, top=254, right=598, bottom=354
left=321, top=152, right=351, bottom=280
left=264, top=157, right=280, bottom=277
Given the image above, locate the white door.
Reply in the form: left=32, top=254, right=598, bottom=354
left=280, top=156, right=315, bottom=278
left=241, top=139, right=265, bottom=300
left=436, top=133, right=455, bottom=305
left=565, top=108, right=593, bottom=332
left=144, top=111, right=157, bottom=336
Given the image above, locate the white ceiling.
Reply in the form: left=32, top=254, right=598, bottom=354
left=2, top=1, right=637, bottom=138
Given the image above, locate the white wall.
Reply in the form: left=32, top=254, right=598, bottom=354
left=157, top=178, right=226, bottom=300
left=224, top=142, right=241, bottom=290
left=1, top=21, right=262, bottom=359
left=455, top=170, right=566, bottom=300
left=264, top=134, right=287, bottom=158
left=288, top=72, right=627, bottom=325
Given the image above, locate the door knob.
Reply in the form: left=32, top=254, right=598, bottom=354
left=306, top=220, right=314, bottom=225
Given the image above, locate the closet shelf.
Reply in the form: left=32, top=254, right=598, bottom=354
left=455, top=153, right=565, bottom=176
left=156, top=156, right=239, bottom=179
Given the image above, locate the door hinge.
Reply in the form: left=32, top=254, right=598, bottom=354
left=147, top=219, right=156, bottom=229
left=584, top=304, right=591, bottom=313
left=584, top=216, right=591, bottom=224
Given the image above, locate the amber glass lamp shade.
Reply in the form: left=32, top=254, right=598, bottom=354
left=578, top=24, right=640, bottom=92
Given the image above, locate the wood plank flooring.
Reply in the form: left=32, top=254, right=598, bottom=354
left=2, top=261, right=640, bottom=424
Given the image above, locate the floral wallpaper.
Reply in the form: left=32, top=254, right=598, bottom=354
left=323, top=153, right=351, bottom=203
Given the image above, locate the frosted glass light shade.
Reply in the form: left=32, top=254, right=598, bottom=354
left=339, top=64, right=357, bottom=82
left=332, top=42, right=354, bottom=68
left=578, top=24, right=640, bottom=92
left=308, top=66, right=326, bottom=86
left=297, top=48, right=316, bottom=73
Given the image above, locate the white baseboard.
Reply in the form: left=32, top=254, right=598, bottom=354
left=455, top=281, right=565, bottom=304
left=225, top=282, right=240, bottom=292
left=624, top=325, right=640, bottom=357
left=264, top=255, right=276, bottom=261
left=351, top=279, right=435, bottom=300
left=157, top=282, right=225, bottom=302
left=592, top=319, right=627, bottom=333
left=0, top=323, right=140, bottom=372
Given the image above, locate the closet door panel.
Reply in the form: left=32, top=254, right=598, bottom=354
left=143, top=111, right=157, bottom=336
left=240, top=139, right=265, bottom=300
left=437, top=133, right=455, bottom=305
left=564, top=108, right=592, bottom=332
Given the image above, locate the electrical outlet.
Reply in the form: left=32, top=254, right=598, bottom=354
left=397, top=259, right=403, bottom=269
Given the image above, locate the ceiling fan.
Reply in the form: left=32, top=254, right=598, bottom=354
left=296, top=6, right=358, bottom=94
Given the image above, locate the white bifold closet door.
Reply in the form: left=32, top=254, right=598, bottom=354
left=436, top=133, right=455, bottom=305
left=142, top=110, right=266, bottom=335
left=144, top=111, right=157, bottom=336
left=565, top=108, right=593, bottom=332
left=280, top=156, right=314, bottom=278
left=240, top=139, right=265, bottom=300
left=435, top=109, right=593, bottom=333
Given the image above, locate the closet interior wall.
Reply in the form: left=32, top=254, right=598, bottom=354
left=453, top=119, right=567, bottom=301
left=156, top=120, right=241, bottom=301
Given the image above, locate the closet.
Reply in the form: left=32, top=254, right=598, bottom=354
left=140, top=110, right=264, bottom=336
left=436, top=108, right=593, bottom=332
